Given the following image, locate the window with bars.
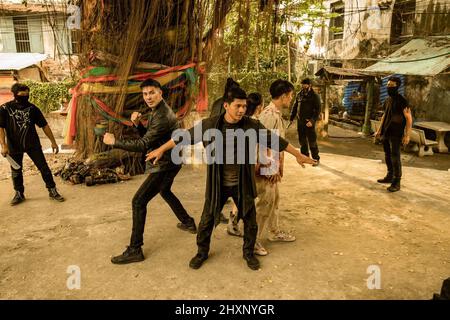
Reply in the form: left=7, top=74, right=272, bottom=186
left=329, top=1, right=345, bottom=41
left=391, top=0, right=416, bottom=44
left=12, top=16, right=31, bottom=53
left=71, top=29, right=81, bottom=54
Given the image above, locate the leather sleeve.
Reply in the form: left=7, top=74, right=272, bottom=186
left=312, top=93, right=321, bottom=121
left=136, top=122, right=146, bottom=137
left=114, top=113, right=170, bottom=152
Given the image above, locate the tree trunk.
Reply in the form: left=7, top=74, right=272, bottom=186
left=287, top=36, right=291, bottom=82
left=255, top=8, right=260, bottom=73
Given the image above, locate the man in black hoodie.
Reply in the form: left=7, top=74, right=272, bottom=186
left=289, top=78, right=321, bottom=165
left=0, top=83, right=64, bottom=205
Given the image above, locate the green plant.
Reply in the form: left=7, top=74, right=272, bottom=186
left=23, top=80, right=77, bottom=114
left=207, top=70, right=290, bottom=104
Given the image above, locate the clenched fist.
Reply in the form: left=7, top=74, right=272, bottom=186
left=131, top=112, right=142, bottom=126
left=103, top=132, right=116, bottom=145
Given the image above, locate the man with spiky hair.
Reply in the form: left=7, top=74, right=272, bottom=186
left=103, top=78, right=197, bottom=264
left=0, top=83, right=64, bottom=206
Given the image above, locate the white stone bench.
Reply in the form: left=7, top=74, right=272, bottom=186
left=409, top=128, right=438, bottom=157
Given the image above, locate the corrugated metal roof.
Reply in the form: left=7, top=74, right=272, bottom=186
left=315, top=66, right=371, bottom=78
left=0, top=53, right=48, bottom=70
left=364, top=38, right=450, bottom=77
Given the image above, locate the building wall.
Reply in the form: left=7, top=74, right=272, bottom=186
left=0, top=16, right=17, bottom=52
left=299, top=0, right=449, bottom=124
left=0, top=14, right=73, bottom=57
left=0, top=13, right=77, bottom=81
left=305, top=0, right=394, bottom=64
left=406, top=75, right=450, bottom=123
left=306, top=0, right=448, bottom=65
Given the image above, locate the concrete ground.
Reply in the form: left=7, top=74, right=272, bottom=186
left=0, top=126, right=449, bottom=299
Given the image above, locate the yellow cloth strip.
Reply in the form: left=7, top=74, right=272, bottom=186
left=77, top=72, right=183, bottom=94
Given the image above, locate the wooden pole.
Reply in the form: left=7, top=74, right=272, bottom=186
left=287, top=36, right=291, bottom=82
left=323, top=83, right=329, bottom=138
left=362, top=78, right=374, bottom=136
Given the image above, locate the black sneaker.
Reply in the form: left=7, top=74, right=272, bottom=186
left=177, top=222, right=197, bottom=234
left=10, top=191, right=25, bottom=206
left=111, top=246, right=144, bottom=264
left=49, top=188, right=65, bottom=202
left=387, top=179, right=401, bottom=192
left=189, top=253, right=208, bottom=269
left=243, top=254, right=260, bottom=270
left=377, top=175, right=393, bottom=184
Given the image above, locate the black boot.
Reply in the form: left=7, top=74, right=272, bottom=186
left=49, top=188, right=65, bottom=202
left=387, top=178, right=401, bottom=192
left=10, top=191, right=25, bottom=206
left=243, top=254, right=260, bottom=270
left=189, top=253, right=208, bottom=269
left=111, top=246, right=144, bottom=264
left=377, top=174, right=393, bottom=184
left=177, top=220, right=197, bottom=234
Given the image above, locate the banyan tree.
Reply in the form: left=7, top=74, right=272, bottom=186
left=60, top=0, right=235, bottom=175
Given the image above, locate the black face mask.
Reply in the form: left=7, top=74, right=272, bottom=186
left=387, top=87, right=398, bottom=97
left=15, top=95, right=30, bottom=105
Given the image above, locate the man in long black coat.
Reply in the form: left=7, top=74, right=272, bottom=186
left=147, top=87, right=316, bottom=270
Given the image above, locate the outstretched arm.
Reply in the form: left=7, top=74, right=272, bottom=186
left=284, top=143, right=316, bottom=167
left=145, top=139, right=176, bottom=163
left=145, top=120, right=205, bottom=163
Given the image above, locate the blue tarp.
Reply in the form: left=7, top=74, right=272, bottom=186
left=343, top=74, right=406, bottom=114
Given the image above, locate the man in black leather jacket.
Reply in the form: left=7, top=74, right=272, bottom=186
left=103, top=79, right=196, bottom=264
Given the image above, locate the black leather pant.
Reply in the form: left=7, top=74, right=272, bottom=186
left=10, top=149, right=55, bottom=193
left=383, top=136, right=402, bottom=179
left=130, top=166, right=194, bottom=248
left=297, top=120, right=320, bottom=160
left=196, top=185, right=258, bottom=258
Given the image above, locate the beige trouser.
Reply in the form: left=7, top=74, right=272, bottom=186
left=255, top=177, right=280, bottom=242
